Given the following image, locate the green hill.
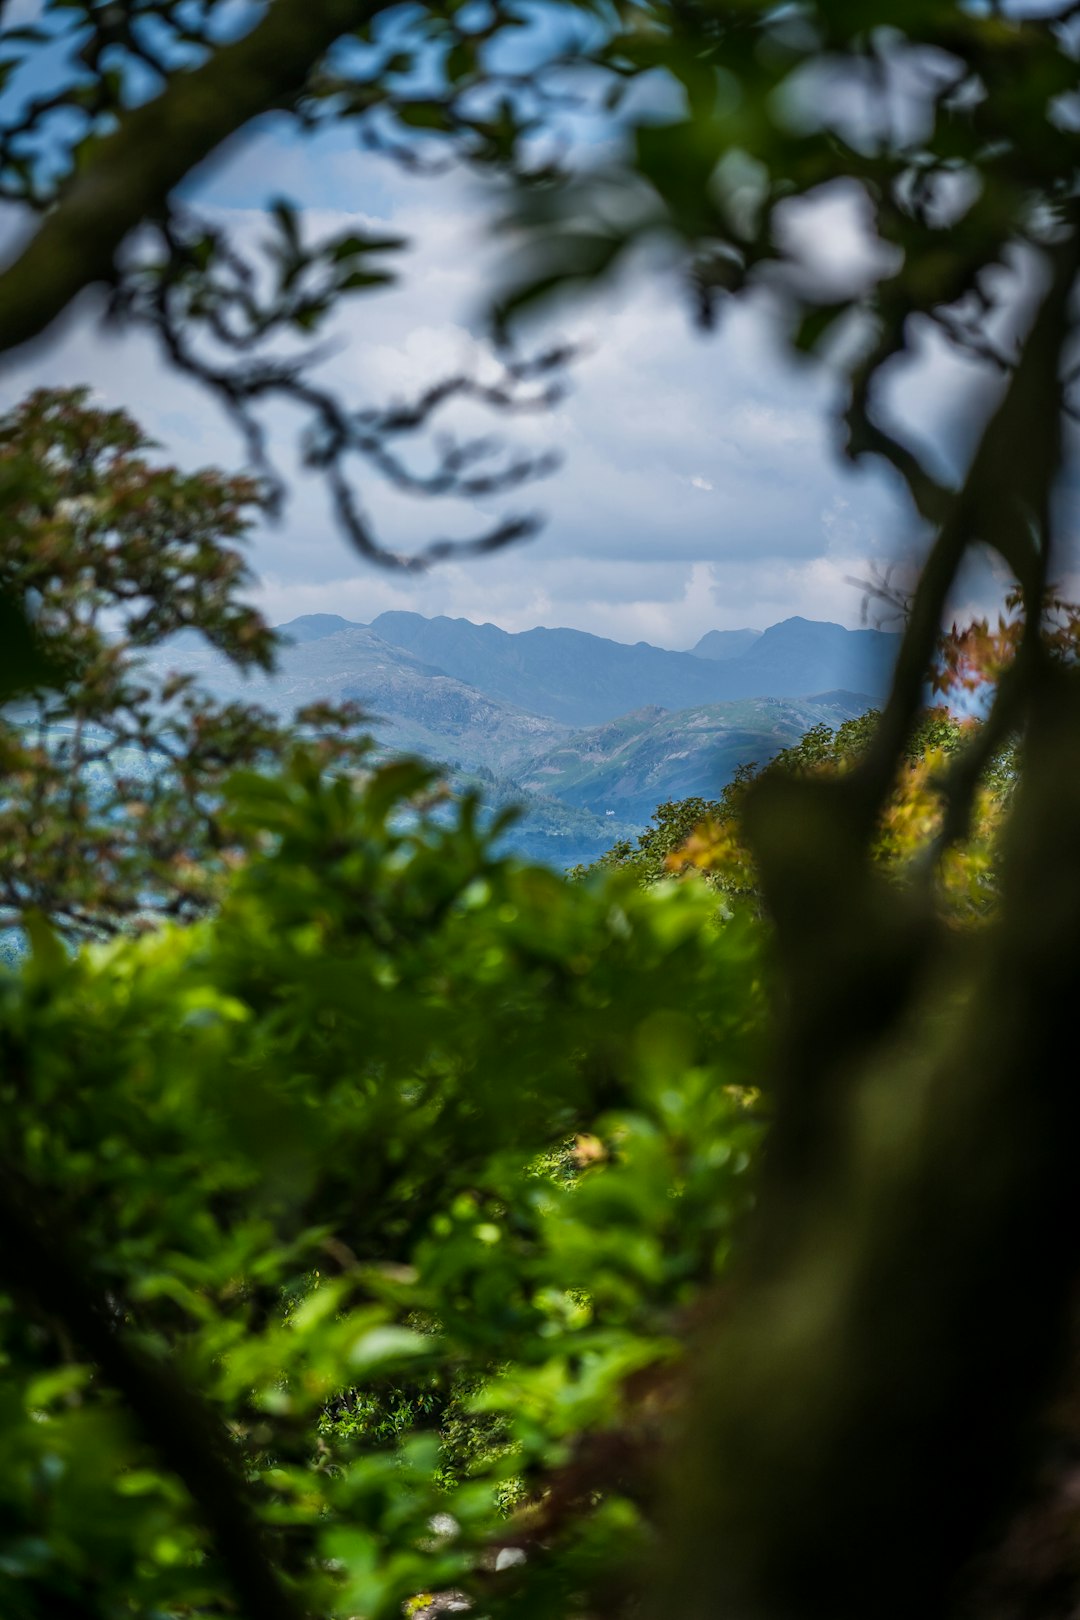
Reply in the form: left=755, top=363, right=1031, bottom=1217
left=514, top=692, right=872, bottom=822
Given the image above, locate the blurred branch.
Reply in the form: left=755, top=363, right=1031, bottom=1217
left=117, top=230, right=572, bottom=565
left=933, top=674, right=1024, bottom=863
left=737, top=230, right=1075, bottom=1236
left=0, top=1166, right=307, bottom=1620
left=0, top=0, right=362, bottom=360
left=851, top=235, right=1076, bottom=826
left=668, top=663, right=1080, bottom=1620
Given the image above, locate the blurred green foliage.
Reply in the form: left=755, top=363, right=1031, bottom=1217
left=584, top=707, right=1014, bottom=925
left=0, top=749, right=763, bottom=1620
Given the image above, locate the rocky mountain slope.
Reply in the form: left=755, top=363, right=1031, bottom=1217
left=142, top=624, right=564, bottom=770
left=515, top=692, right=870, bottom=822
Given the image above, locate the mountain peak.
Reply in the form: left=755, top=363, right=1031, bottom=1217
left=277, top=613, right=363, bottom=644
left=690, top=628, right=762, bottom=661
left=761, top=616, right=846, bottom=635
left=367, top=609, right=898, bottom=725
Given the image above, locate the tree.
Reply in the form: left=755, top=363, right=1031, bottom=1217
left=593, top=707, right=1012, bottom=927
left=0, top=386, right=366, bottom=940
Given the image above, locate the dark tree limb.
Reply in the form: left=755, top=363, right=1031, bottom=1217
left=666, top=662, right=1080, bottom=1620
left=0, top=0, right=365, bottom=361
left=736, top=231, right=1077, bottom=1229
left=928, top=659, right=1026, bottom=858
left=0, top=1167, right=308, bottom=1620
left=850, top=235, right=1077, bottom=828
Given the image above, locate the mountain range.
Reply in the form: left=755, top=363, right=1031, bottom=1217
left=143, top=610, right=896, bottom=865
left=513, top=692, right=870, bottom=821
left=364, top=610, right=896, bottom=727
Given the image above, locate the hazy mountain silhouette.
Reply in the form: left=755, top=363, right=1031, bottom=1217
left=357, top=611, right=897, bottom=726
left=730, top=616, right=897, bottom=698
left=689, top=628, right=761, bottom=660
left=277, top=613, right=360, bottom=644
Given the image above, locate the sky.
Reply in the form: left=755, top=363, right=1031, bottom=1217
left=0, top=26, right=1036, bottom=650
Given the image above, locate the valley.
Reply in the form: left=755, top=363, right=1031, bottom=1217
left=141, top=610, right=896, bottom=866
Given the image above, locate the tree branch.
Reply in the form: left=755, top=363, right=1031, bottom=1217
left=850, top=236, right=1078, bottom=827
left=738, top=234, right=1078, bottom=1207
left=930, top=661, right=1025, bottom=857
left=0, top=1167, right=307, bottom=1620
left=669, top=665, right=1080, bottom=1620
left=0, top=0, right=365, bottom=360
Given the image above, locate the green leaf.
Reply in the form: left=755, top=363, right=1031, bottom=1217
left=0, top=587, right=65, bottom=700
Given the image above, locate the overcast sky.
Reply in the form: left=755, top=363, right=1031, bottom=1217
left=0, top=102, right=1026, bottom=649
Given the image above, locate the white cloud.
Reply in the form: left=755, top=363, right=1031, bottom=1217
left=0, top=139, right=1010, bottom=647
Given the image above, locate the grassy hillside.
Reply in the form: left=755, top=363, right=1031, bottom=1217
left=515, top=692, right=872, bottom=821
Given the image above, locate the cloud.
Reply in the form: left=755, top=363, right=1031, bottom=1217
left=0, top=139, right=1014, bottom=648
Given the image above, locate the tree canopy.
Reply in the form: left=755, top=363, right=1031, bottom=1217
left=0, top=387, right=366, bottom=941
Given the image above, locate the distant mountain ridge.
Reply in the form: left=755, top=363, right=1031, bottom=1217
left=143, top=610, right=891, bottom=866
left=368, top=612, right=744, bottom=726
left=143, top=623, right=564, bottom=769
left=690, top=628, right=761, bottom=660
left=279, top=609, right=898, bottom=726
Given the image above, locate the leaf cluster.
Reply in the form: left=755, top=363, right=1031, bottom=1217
left=0, top=388, right=368, bottom=941
left=0, top=751, right=765, bottom=1620
left=585, top=705, right=1012, bottom=926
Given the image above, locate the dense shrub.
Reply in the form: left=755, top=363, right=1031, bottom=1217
left=0, top=753, right=764, bottom=1620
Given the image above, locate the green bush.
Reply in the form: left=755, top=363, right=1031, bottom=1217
left=0, top=752, right=763, bottom=1620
